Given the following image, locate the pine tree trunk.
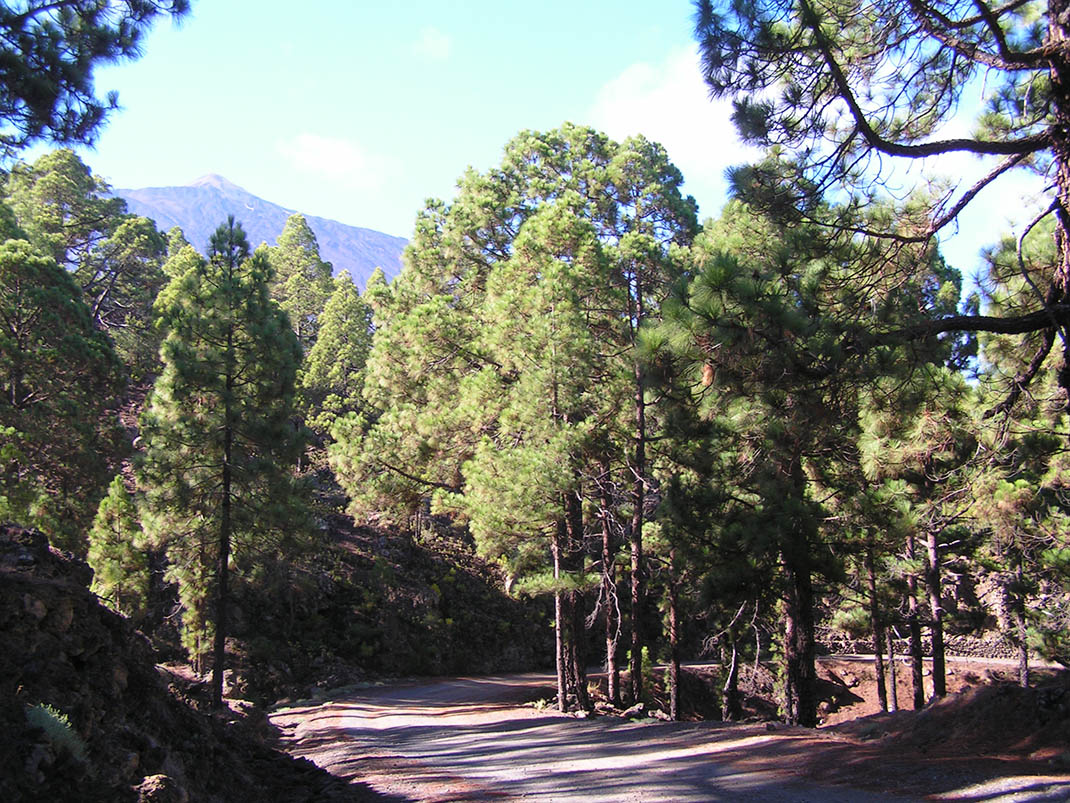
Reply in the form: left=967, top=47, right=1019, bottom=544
left=599, top=473, right=620, bottom=706
left=781, top=454, right=817, bottom=727
left=782, top=552, right=817, bottom=726
left=553, top=531, right=566, bottom=713
left=630, top=358, right=645, bottom=705
left=211, top=327, right=235, bottom=711
left=668, top=549, right=680, bottom=721
left=924, top=527, right=946, bottom=698
left=564, top=495, right=590, bottom=712
left=866, top=544, right=888, bottom=713
left=1050, top=0, right=1070, bottom=406
left=1015, top=559, right=1030, bottom=688
left=721, top=638, right=741, bottom=721
left=886, top=628, right=899, bottom=712
left=196, top=540, right=206, bottom=677
left=629, top=268, right=646, bottom=707
left=905, top=532, right=926, bottom=708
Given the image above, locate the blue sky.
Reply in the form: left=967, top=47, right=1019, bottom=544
left=61, top=0, right=753, bottom=239
left=49, top=0, right=1041, bottom=283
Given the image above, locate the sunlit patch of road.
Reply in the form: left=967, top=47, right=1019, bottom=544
left=272, top=671, right=923, bottom=802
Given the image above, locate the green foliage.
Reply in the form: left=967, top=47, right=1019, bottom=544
left=267, top=214, right=334, bottom=351
left=334, top=123, right=696, bottom=534
left=5, top=149, right=168, bottom=378
left=24, top=703, right=87, bottom=763
left=299, top=271, right=373, bottom=438
left=139, top=216, right=307, bottom=673
left=0, top=2, right=191, bottom=157
left=5, top=149, right=125, bottom=267
left=693, top=0, right=1050, bottom=226
left=87, top=474, right=148, bottom=619
left=0, top=236, right=122, bottom=551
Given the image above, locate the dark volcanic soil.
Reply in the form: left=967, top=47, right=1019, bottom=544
left=0, top=524, right=381, bottom=802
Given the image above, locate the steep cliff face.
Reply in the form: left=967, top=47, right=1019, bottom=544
left=0, top=525, right=374, bottom=802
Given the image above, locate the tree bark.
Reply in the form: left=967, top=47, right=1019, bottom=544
left=924, top=527, right=946, bottom=698
left=780, top=454, right=817, bottom=727
left=552, top=529, right=566, bottom=713
left=721, top=637, right=741, bottom=721
left=782, top=551, right=817, bottom=726
left=1045, top=0, right=1070, bottom=412
left=1015, top=558, right=1030, bottom=688
left=905, top=531, right=926, bottom=708
left=630, top=356, right=645, bottom=704
left=668, top=548, right=680, bottom=721
left=866, top=544, right=888, bottom=713
left=211, top=325, right=235, bottom=711
left=565, top=491, right=590, bottom=712
left=599, top=470, right=620, bottom=706
left=628, top=260, right=646, bottom=706
left=886, top=628, right=899, bottom=713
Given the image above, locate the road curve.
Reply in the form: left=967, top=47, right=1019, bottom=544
left=270, top=671, right=929, bottom=802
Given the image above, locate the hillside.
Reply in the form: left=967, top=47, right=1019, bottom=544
left=219, top=512, right=553, bottom=702
left=0, top=524, right=379, bottom=802
left=117, top=175, right=406, bottom=288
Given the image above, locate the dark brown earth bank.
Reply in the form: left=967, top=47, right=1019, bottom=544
left=0, top=524, right=383, bottom=802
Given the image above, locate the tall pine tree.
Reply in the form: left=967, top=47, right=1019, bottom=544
left=139, top=216, right=305, bottom=708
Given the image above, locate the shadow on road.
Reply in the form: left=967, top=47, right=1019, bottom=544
left=272, top=673, right=1070, bottom=803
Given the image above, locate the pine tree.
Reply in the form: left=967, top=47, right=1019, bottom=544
left=0, top=2, right=190, bottom=157
left=970, top=223, right=1070, bottom=675
left=859, top=368, right=979, bottom=703
left=87, top=474, right=149, bottom=619
left=299, top=271, right=373, bottom=439
left=331, top=125, right=697, bottom=702
left=5, top=149, right=125, bottom=268
left=0, top=235, right=123, bottom=551
left=5, top=149, right=168, bottom=377
left=267, top=213, right=334, bottom=351
left=454, top=201, right=612, bottom=711
left=139, top=216, right=305, bottom=708
left=656, top=197, right=967, bottom=725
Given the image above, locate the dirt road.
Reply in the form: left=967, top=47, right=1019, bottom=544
left=270, top=671, right=1070, bottom=802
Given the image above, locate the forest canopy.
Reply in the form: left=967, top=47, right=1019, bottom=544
left=1, top=0, right=1068, bottom=731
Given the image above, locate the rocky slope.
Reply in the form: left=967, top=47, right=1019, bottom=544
left=0, top=524, right=380, bottom=802
left=226, top=512, right=554, bottom=703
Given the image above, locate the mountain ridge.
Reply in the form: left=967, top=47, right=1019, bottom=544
left=117, top=176, right=406, bottom=288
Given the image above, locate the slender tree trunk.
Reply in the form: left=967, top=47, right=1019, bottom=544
left=599, top=470, right=620, bottom=705
left=721, top=637, right=741, bottom=721
left=630, top=357, right=645, bottom=704
left=1050, top=0, right=1070, bottom=395
left=866, top=544, right=888, bottom=713
left=554, top=595, right=566, bottom=711
left=1014, top=558, right=1030, bottom=688
left=629, top=270, right=646, bottom=706
left=905, top=532, right=926, bottom=708
left=668, top=548, right=680, bottom=721
left=886, top=628, right=899, bottom=713
left=195, top=540, right=206, bottom=677
left=212, top=429, right=232, bottom=708
left=924, top=527, right=946, bottom=698
left=553, top=529, right=566, bottom=713
left=564, top=493, right=590, bottom=712
left=211, top=329, right=235, bottom=710
left=781, top=455, right=817, bottom=727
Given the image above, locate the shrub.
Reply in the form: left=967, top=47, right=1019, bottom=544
left=25, top=703, right=87, bottom=763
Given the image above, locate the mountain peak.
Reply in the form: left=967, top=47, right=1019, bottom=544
left=187, top=174, right=244, bottom=192
left=117, top=179, right=407, bottom=288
